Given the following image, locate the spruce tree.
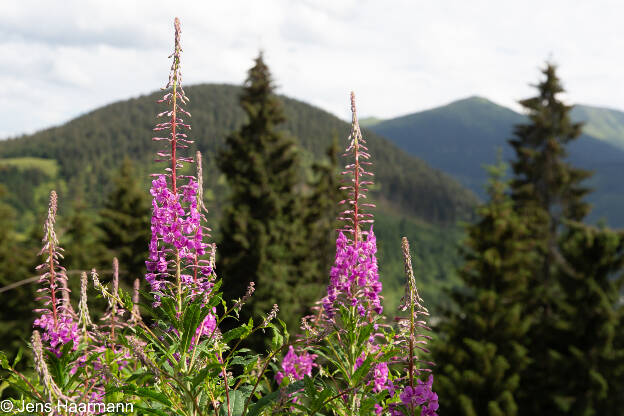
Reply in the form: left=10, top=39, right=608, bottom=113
left=0, top=190, right=34, bottom=357
left=607, top=301, right=624, bottom=414
left=217, top=53, right=312, bottom=341
left=434, top=160, right=533, bottom=416
left=556, top=223, right=624, bottom=415
left=301, top=138, right=343, bottom=289
left=509, top=63, right=622, bottom=415
left=98, top=158, right=151, bottom=285
left=63, top=197, right=107, bottom=271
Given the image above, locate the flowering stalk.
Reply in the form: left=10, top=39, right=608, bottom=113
left=148, top=18, right=213, bottom=312
left=339, top=91, right=375, bottom=243
left=77, top=272, right=93, bottom=342
left=129, top=278, right=142, bottom=325
left=323, top=92, right=382, bottom=319
left=33, top=191, right=79, bottom=356
left=31, top=331, right=68, bottom=402
left=389, top=237, right=438, bottom=416
left=101, top=258, right=123, bottom=342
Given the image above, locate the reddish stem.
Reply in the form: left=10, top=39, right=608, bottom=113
left=171, top=83, right=178, bottom=194
left=48, top=243, right=59, bottom=330
left=351, top=92, right=361, bottom=245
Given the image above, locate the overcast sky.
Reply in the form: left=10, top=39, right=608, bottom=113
left=1, top=0, right=622, bottom=138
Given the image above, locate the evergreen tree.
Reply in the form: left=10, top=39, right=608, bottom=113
left=217, top=53, right=311, bottom=342
left=98, top=158, right=151, bottom=285
left=0, top=186, right=36, bottom=357
left=509, top=63, right=591, bottom=294
left=509, top=63, right=622, bottom=415
left=434, top=160, right=533, bottom=416
left=63, top=197, right=107, bottom=271
left=300, top=138, right=343, bottom=294
left=556, top=223, right=624, bottom=415
left=608, top=300, right=624, bottom=413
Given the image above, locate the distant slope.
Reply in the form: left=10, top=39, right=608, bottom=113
left=571, top=104, right=624, bottom=150
left=370, top=97, right=523, bottom=193
left=0, top=84, right=477, bottom=226
left=370, top=97, right=624, bottom=227
left=359, top=117, right=384, bottom=128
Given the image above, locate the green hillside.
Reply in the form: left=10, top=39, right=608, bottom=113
left=370, top=96, right=624, bottom=227
left=370, top=97, right=523, bottom=193
left=0, top=83, right=478, bottom=311
left=571, top=104, right=624, bottom=149
left=0, top=84, right=477, bottom=225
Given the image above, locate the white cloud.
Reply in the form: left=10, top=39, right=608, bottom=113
left=1, top=0, right=623, bottom=138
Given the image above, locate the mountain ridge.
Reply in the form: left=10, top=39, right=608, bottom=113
left=368, top=96, right=624, bottom=226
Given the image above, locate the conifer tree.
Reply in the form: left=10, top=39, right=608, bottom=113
left=217, top=53, right=313, bottom=340
left=434, top=160, right=533, bottom=416
left=98, top=158, right=151, bottom=284
left=509, top=63, right=622, bottom=414
left=509, top=62, right=591, bottom=286
left=0, top=186, right=34, bottom=356
left=300, top=138, right=343, bottom=290
left=607, top=302, right=624, bottom=414
left=555, top=223, right=624, bottom=415
left=64, top=197, right=107, bottom=271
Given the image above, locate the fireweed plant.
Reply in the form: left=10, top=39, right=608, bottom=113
left=0, top=18, right=437, bottom=416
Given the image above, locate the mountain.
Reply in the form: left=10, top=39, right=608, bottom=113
left=369, top=96, right=624, bottom=227
left=0, top=84, right=477, bottom=225
left=359, top=117, right=383, bottom=128
left=571, top=104, right=624, bottom=150
left=0, top=83, right=480, bottom=310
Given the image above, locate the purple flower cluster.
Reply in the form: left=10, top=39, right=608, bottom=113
left=323, top=227, right=383, bottom=318
left=275, top=346, right=318, bottom=384
left=372, top=361, right=389, bottom=393
left=388, top=375, right=439, bottom=416
left=33, top=313, right=79, bottom=357
left=196, top=310, right=218, bottom=338
left=146, top=176, right=212, bottom=304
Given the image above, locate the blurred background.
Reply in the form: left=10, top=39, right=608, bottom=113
left=1, top=1, right=623, bottom=413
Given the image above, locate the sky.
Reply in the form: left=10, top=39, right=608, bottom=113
left=1, top=0, right=623, bottom=138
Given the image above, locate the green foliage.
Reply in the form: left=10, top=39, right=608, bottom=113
left=62, top=197, right=107, bottom=272
left=433, top=160, right=533, bottom=416
left=556, top=223, right=624, bottom=415
left=0, top=189, right=36, bottom=359
left=98, top=158, right=151, bottom=283
left=300, top=138, right=344, bottom=296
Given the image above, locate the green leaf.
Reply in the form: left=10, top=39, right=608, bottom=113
left=230, top=354, right=258, bottom=368
left=303, top=374, right=316, bottom=398
left=246, top=390, right=279, bottom=416
left=0, top=351, right=9, bottom=370
left=219, top=389, right=247, bottom=416
left=12, top=348, right=23, bottom=367
left=246, top=380, right=305, bottom=416
left=222, top=325, right=249, bottom=344
left=352, top=354, right=374, bottom=386
left=181, top=302, right=211, bottom=354
left=356, top=323, right=375, bottom=347
left=135, top=387, right=172, bottom=406
left=134, top=405, right=170, bottom=416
